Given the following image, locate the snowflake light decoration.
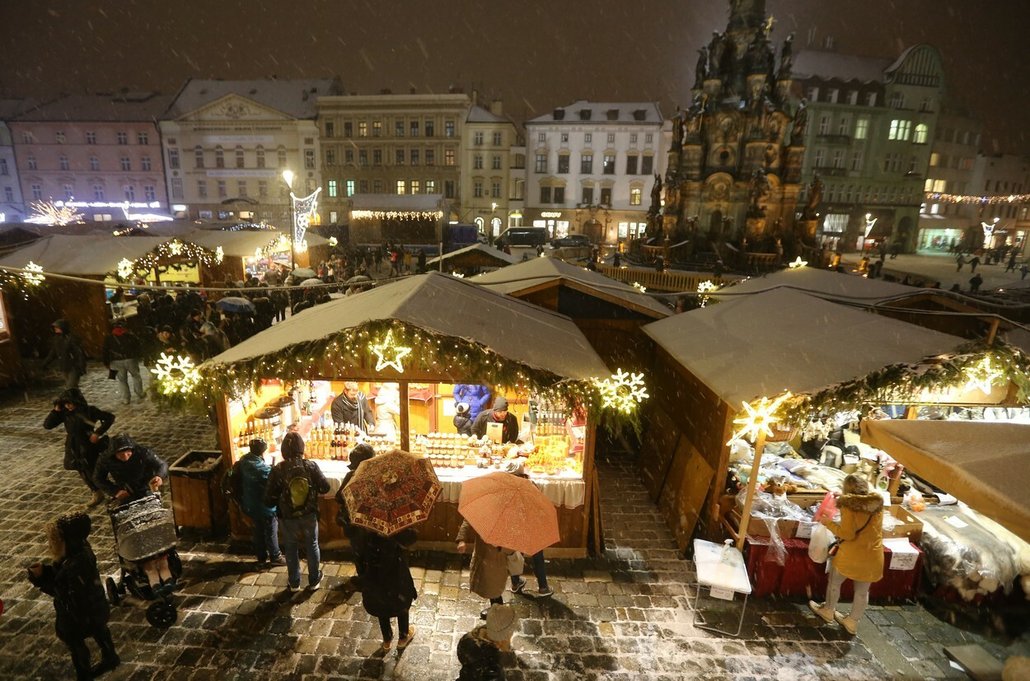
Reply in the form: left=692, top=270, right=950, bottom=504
left=214, top=246, right=224, bottom=264
left=22, top=261, right=46, bottom=286
left=117, top=258, right=135, bottom=279
left=594, top=369, right=649, bottom=414
left=370, top=330, right=412, bottom=373
left=328, top=236, right=339, bottom=247
left=697, top=279, right=717, bottom=307
left=150, top=352, right=201, bottom=395
left=632, top=282, right=647, bottom=293
left=730, top=392, right=792, bottom=444
left=788, top=256, right=808, bottom=269
left=963, top=356, right=1003, bottom=395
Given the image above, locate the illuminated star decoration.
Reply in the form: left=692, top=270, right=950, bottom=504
left=22, top=261, right=46, bottom=286
left=370, top=330, right=412, bottom=373
left=214, top=246, right=224, bottom=264
left=697, top=279, right=717, bottom=308
left=117, top=258, right=134, bottom=279
left=730, top=392, right=792, bottom=444
left=328, top=236, right=339, bottom=247
left=150, top=352, right=201, bottom=395
left=168, top=240, right=183, bottom=257
left=594, top=369, right=649, bottom=414
left=632, top=282, right=647, bottom=293
left=788, top=256, right=808, bottom=269
left=963, top=356, right=1003, bottom=395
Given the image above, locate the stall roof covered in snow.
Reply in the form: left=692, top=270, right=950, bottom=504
left=472, top=257, right=671, bottom=318
left=0, top=234, right=167, bottom=275
left=205, top=271, right=609, bottom=381
left=714, top=267, right=920, bottom=305
left=426, top=243, right=518, bottom=268
left=643, top=288, right=964, bottom=406
left=348, top=194, right=445, bottom=212
left=862, top=420, right=1030, bottom=542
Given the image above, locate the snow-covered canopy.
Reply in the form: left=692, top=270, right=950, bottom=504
left=0, top=234, right=167, bottom=275
left=643, top=288, right=964, bottom=406
left=862, top=419, right=1030, bottom=541
left=426, top=243, right=518, bottom=269
left=473, top=256, right=671, bottom=319
left=205, top=271, right=609, bottom=381
left=714, top=266, right=919, bottom=305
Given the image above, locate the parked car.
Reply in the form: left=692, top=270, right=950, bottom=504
left=551, top=234, right=592, bottom=249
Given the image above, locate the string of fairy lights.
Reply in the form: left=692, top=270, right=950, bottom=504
left=924, top=192, right=1030, bottom=205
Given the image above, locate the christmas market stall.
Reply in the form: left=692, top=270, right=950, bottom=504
left=642, top=283, right=1030, bottom=602
left=196, top=271, right=629, bottom=557
left=0, top=233, right=167, bottom=356
left=426, top=242, right=518, bottom=275
left=473, top=255, right=671, bottom=371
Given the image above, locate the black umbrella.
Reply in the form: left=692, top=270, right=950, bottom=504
left=215, top=296, right=256, bottom=314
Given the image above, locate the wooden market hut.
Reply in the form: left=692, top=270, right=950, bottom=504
left=473, top=256, right=671, bottom=370
left=199, top=271, right=611, bottom=556
left=638, top=287, right=970, bottom=551
left=426, top=242, right=518, bottom=274
left=0, top=233, right=167, bottom=357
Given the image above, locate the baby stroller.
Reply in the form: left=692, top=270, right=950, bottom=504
left=105, top=493, right=182, bottom=628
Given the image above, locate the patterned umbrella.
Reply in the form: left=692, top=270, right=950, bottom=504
left=343, top=449, right=442, bottom=536
left=458, top=471, right=560, bottom=555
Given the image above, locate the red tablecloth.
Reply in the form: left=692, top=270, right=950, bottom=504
left=744, top=535, right=922, bottom=601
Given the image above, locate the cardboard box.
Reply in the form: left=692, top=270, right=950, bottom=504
left=883, top=505, right=923, bottom=543
left=883, top=538, right=920, bottom=571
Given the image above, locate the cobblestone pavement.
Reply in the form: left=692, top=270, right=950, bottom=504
left=1, top=368, right=1027, bottom=680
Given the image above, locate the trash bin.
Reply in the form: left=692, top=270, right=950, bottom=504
left=169, top=450, right=227, bottom=537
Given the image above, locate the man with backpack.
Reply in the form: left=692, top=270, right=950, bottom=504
left=263, top=432, right=329, bottom=591
left=226, top=439, right=283, bottom=568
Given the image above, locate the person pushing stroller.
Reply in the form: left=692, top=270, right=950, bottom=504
left=94, top=434, right=173, bottom=590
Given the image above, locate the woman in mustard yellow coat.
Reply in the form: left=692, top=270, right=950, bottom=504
left=809, top=474, right=884, bottom=635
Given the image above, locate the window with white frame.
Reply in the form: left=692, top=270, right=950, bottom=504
left=59, top=155, right=69, bottom=171
left=236, top=147, right=245, bottom=168
left=217, top=180, right=227, bottom=198
left=603, top=154, right=615, bottom=174
left=215, top=146, right=224, bottom=168
left=93, top=184, right=105, bottom=201
left=837, top=116, right=850, bottom=136
left=823, top=213, right=848, bottom=233
left=141, top=156, right=151, bottom=171
left=31, top=183, right=42, bottom=200
left=474, top=132, right=484, bottom=146
left=85, top=131, right=96, bottom=144
left=124, top=185, right=135, bottom=201
left=473, top=181, right=483, bottom=198
left=535, top=154, right=547, bottom=173
left=145, top=185, right=157, bottom=201
left=171, top=178, right=183, bottom=199
left=629, top=187, right=642, bottom=205
left=237, top=180, right=247, bottom=197
left=137, top=131, right=149, bottom=145
left=913, top=124, right=928, bottom=144
left=197, top=180, right=207, bottom=198
left=492, top=155, right=501, bottom=170
left=855, top=118, right=869, bottom=140
left=120, top=157, right=131, bottom=171
left=117, top=131, right=128, bottom=145
left=818, top=116, right=831, bottom=135
left=396, top=180, right=406, bottom=195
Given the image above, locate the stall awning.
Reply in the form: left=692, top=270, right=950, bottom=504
left=643, top=288, right=965, bottom=406
left=861, top=420, right=1030, bottom=542
left=0, top=234, right=167, bottom=275
left=205, top=271, right=609, bottom=381
left=713, top=266, right=919, bottom=305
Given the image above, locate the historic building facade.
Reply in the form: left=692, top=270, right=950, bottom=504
left=525, top=100, right=664, bottom=245
left=159, top=79, right=340, bottom=222
left=0, top=100, right=31, bottom=223
left=9, top=92, right=172, bottom=222
left=663, top=0, right=802, bottom=248
left=460, top=101, right=523, bottom=240
left=793, top=44, right=945, bottom=253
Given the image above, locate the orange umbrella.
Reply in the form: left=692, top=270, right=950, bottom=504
left=458, top=471, right=560, bottom=555
left=343, top=449, right=441, bottom=536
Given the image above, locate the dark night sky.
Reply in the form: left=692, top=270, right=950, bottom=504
left=1, top=1, right=1026, bottom=154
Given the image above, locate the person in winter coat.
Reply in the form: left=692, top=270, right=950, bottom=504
left=27, top=512, right=120, bottom=681
left=264, top=432, right=330, bottom=591
left=334, top=444, right=375, bottom=585
left=102, top=319, right=145, bottom=405
left=42, top=319, right=87, bottom=389
left=236, top=438, right=282, bottom=567
left=44, top=388, right=115, bottom=507
left=456, top=519, right=518, bottom=619
left=471, top=396, right=520, bottom=444
left=453, top=402, right=474, bottom=436
left=809, top=474, right=884, bottom=635
left=331, top=381, right=376, bottom=433
left=92, top=433, right=168, bottom=504
left=454, top=384, right=492, bottom=421
left=360, top=527, right=418, bottom=653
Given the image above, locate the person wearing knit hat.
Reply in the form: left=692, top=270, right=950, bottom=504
left=471, top=395, right=521, bottom=444
left=28, top=512, right=120, bottom=680
left=235, top=438, right=283, bottom=568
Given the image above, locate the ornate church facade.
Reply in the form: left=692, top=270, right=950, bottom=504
left=662, top=0, right=805, bottom=248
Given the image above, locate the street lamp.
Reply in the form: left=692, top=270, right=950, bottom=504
left=282, top=169, right=296, bottom=272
